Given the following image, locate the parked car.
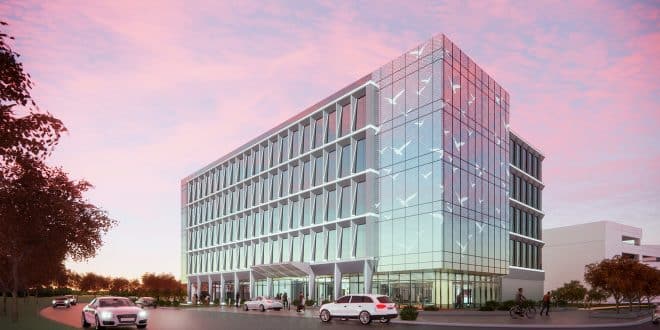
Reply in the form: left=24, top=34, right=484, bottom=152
left=65, top=295, right=77, bottom=305
left=135, top=297, right=158, bottom=308
left=243, top=296, right=283, bottom=312
left=52, top=296, right=71, bottom=308
left=319, top=294, right=398, bottom=325
left=128, top=296, right=139, bottom=303
left=82, top=296, right=148, bottom=329
left=653, top=304, right=659, bottom=325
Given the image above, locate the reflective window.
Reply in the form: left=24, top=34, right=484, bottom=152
left=302, top=161, right=311, bottom=190
left=340, top=226, right=351, bottom=259
left=315, top=231, right=324, bottom=261
left=327, top=189, right=337, bottom=222
left=340, top=103, right=351, bottom=137
left=355, top=96, right=366, bottom=129
left=327, top=150, right=337, bottom=182
left=302, top=124, right=311, bottom=153
left=355, top=224, right=366, bottom=258
left=327, top=229, right=337, bottom=260
left=355, top=139, right=366, bottom=172
left=281, top=134, right=289, bottom=163
left=291, top=129, right=299, bottom=158
left=314, top=156, right=323, bottom=186
left=314, top=118, right=323, bottom=148
left=340, top=145, right=351, bottom=178
left=340, top=185, right=351, bottom=218
left=355, top=181, right=366, bottom=215
left=327, top=110, right=337, bottom=142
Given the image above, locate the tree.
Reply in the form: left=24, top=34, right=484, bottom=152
left=110, top=277, right=130, bottom=295
left=0, top=22, right=115, bottom=321
left=552, top=280, right=587, bottom=305
left=584, top=255, right=641, bottom=313
left=585, top=288, right=609, bottom=308
left=638, top=264, right=660, bottom=310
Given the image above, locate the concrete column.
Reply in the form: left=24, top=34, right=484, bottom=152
left=249, top=271, right=255, bottom=300
left=219, top=273, right=226, bottom=305
left=234, top=272, right=239, bottom=303
left=363, top=260, right=373, bottom=294
left=308, top=272, right=316, bottom=303
left=333, top=263, right=342, bottom=300
left=207, top=275, right=213, bottom=302
left=266, top=277, right=273, bottom=298
left=196, top=276, right=201, bottom=300
left=187, top=280, right=192, bottom=303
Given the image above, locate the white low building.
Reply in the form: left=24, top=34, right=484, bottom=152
left=543, top=221, right=660, bottom=294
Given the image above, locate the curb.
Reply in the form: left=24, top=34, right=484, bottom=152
left=391, top=317, right=651, bottom=328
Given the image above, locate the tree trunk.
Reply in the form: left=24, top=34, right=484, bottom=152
left=2, top=291, right=6, bottom=316
left=11, top=259, right=19, bottom=322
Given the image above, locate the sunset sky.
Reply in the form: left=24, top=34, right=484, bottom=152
left=2, top=0, right=658, bottom=280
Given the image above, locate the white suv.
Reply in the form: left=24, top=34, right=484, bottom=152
left=319, top=294, right=398, bottom=325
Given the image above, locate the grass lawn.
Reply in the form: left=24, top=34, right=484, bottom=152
left=0, top=297, right=76, bottom=330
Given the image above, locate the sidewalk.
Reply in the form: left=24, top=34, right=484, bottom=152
left=169, top=305, right=652, bottom=328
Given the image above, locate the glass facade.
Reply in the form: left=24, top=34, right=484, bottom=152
left=182, top=33, right=542, bottom=308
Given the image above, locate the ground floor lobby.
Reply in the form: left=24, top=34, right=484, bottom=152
left=188, top=259, right=505, bottom=308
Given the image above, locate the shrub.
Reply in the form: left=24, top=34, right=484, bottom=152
left=172, top=300, right=180, bottom=307
left=400, top=305, right=419, bottom=320
left=480, top=300, right=500, bottom=311
left=321, top=299, right=331, bottom=305
left=498, top=300, right=516, bottom=311
left=292, top=299, right=300, bottom=307
left=423, top=305, right=439, bottom=311
left=305, top=299, right=315, bottom=307
left=521, top=300, right=537, bottom=308
left=213, top=298, right=219, bottom=305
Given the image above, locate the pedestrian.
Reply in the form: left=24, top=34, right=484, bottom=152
left=235, top=292, right=240, bottom=307
left=540, top=291, right=551, bottom=316
left=282, top=292, right=289, bottom=310
left=297, top=292, right=304, bottom=312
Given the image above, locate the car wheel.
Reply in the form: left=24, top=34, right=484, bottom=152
left=274, top=308, right=281, bottom=311
left=260, top=305, right=265, bottom=312
left=81, top=313, right=90, bottom=328
left=379, top=318, right=390, bottom=323
left=137, top=325, right=147, bottom=329
left=652, top=318, right=658, bottom=325
left=359, top=311, right=372, bottom=325
left=95, top=315, right=104, bottom=330
left=244, top=304, right=248, bottom=311
left=66, top=304, right=70, bottom=308
left=320, top=309, right=332, bottom=322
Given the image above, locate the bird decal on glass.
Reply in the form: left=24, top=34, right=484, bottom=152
left=378, top=146, right=389, bottom=154
left=421, top=75, right=431, bottom=84
left=380, top=168, right=392, bottom=175
left=392, top=140, right=412, bottom=155
left=468, top=93, right=476, bottom=106
left=413, top=119, right=426, bottom=127
left=409, top=42, right=427, bottom=59
left=421, top=171, right=432, bottom=179
left=390, top=173, right=401, bottom=180
left=495, top=95, right=501, bottom=105
left=455, top=192, right=468, bottom=207
left=445, top=202, right=453, bottom=213
left=397, top=193, right=417, bottom=207
left=416, top=85, right=426, bottom=96
left=386, top=89, right=405, bottom=105
left=448, top=77, right=460, bottom=94
left=429, top=148, right=444, bottom=159
left=476, top=222, right=485, bottom=234
left=455, top=240, right=467, bottom=253
left=453, top=137, right=465, bottom=152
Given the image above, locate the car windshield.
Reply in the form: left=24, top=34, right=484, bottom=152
left=99, top=298, right=134, bottom=307
left=377, top=296, right=392, bottom=303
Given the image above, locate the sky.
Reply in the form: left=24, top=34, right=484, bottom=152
left=1, top=0, right=658, bottom=280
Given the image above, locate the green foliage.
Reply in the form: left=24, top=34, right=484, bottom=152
left=305, top=299, right=315, bottom=306
left=479, top=300, right=500, bottom=311
left=498, top=300, right=516, bottom=311
left=321, top=299, right=330, bottom=305
left=399, top=305, right=419, bottom=320
left=172, top=300, right=180, bottom=307
left=292, top=299, right=300, bottom=307
left=213, top=298, right=220, bottom=305
left=423, top=305, right=439, bottom=311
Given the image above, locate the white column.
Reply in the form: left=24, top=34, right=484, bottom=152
left=196, top=277, right=201, bottom=302
left=333, top=263, right=342, bottom=300
left=208, top=275, right=213, bottom=302
left=363, top=260, right=373, bottom=294
left=220, top=273, right=226, bottom=305
left=249, top=271, right=255, bottom=300
left=308, top=272, right=316, bottom=303
left=187, top=280, right=192, bottom=303
left=234, top=272, right=240, bottom=303
left=266, top=277, right=273, bottom=298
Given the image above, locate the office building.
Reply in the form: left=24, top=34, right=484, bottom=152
left=181, top=33, right=545, bottom=307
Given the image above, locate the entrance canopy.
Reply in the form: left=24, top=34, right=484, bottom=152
left=251, top=262, right=313, bottom=278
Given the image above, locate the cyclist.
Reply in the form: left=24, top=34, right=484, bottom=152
left=514, top=288, right=526, bottom=315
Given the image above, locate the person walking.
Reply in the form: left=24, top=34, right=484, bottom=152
left=296, top=292, right=304, bottom=312
left=282, top=292, right=289, bottom=310
left=540, top=291, right=551, bottom=316
left=235, top=292, right=240, bottom=307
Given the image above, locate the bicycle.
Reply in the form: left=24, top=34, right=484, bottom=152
left=509, top=304, right=536, bottom=319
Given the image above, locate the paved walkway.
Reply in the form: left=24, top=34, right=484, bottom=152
left=180, top=305, right=652, bottom=328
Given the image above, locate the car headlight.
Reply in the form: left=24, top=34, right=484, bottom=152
left=65, top=299, right=69, bottom=303
left=100, top=311, right=113, bottom=320
left=138, top=310, right=147, bottom=318
left=52, top=300, right=56, bottom=304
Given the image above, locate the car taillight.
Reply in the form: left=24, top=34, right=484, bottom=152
left=376, top=304, right=386, bottom=309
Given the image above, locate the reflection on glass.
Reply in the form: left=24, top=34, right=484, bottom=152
left=327, top=110, right=336, bottom=142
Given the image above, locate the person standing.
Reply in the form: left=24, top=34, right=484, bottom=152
left=297, top=292, right=304, bottom=312
left=235, top=292, right=240, bottom=307
left=282, top=292, right=289, bottom=310
left=540, top=291, right=551, bottom=316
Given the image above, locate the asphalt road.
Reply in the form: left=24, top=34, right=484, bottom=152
left=40, top=304, right=658, bottom=330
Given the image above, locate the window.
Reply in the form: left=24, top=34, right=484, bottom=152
left=340, top=102, right=351, bottom=136
left=354, top=181, right=366, bottom=215
left=354, top=139, right=366, bottom=172
left=350, top=296, right=364, bottom=303
left=313, top=193, right=323, bottom=224
left=336, top=296, right=350, bottom=304
left=355, top=224, right=366, bottom=258
left=327, top=189, right=336, bottom=222
left=355, top=96, right=366, bottom=129
left=340, top=145, right=351, bottom=178
left=302, top=124, right=311, bottom=153
left=291, top=129, right=299, bottom=158
left=302, top=161, right=311, bottom=190
left=327, top=229, right=337, bottom=260
left=314, top=118, right=323, bottom=148
left=340, top=185, right=351, bottom=218
left=281, top=134, right=289, bottom=163
left=327, top=110, right=337, bottom=142
left=314, top=156, right=323, bottom=186
left=315, top=231, right=324, bottom=261
left=340, top=226, right=351, bottom=259
left=327, top=150, right=337, bottom=182
left=291, top=165, right=300, bottom=194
